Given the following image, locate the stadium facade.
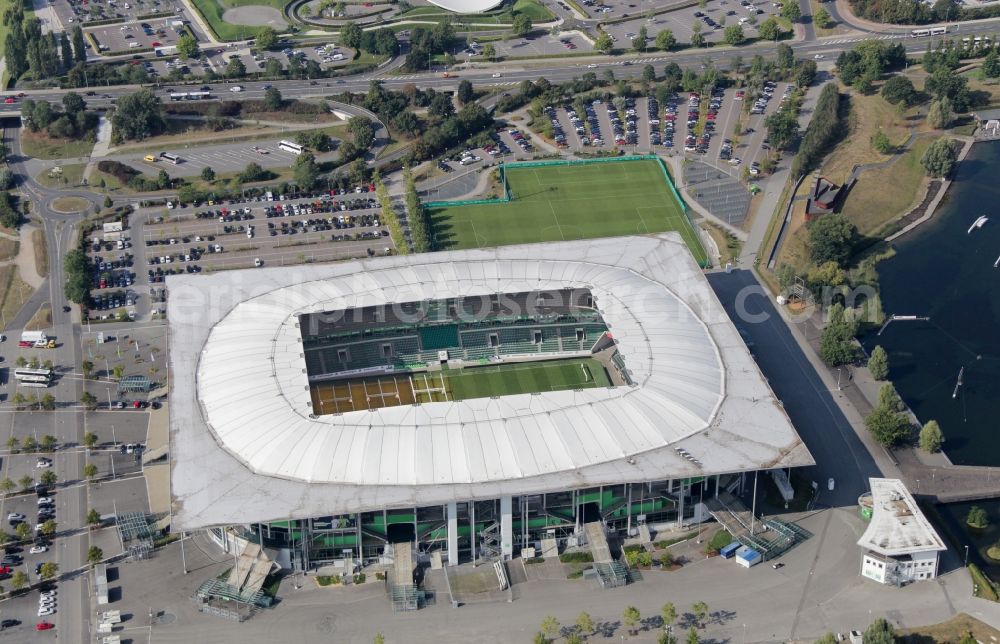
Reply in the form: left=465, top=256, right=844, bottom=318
left=169, top=235, right=813, bottom=570
left=424, top=0, right=505, bottom=13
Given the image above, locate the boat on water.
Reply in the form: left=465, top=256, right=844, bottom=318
left=995, top=255, right=1000, bottom=268
left=969, top=215, right=989, bottom=233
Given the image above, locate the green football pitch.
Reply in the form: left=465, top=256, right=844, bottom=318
left=446, top=358, right=612, bottom=400
left=429, top=159, right=707, bottom=265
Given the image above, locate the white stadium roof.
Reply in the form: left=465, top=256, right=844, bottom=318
left=425, top=0, right=505, bottom=13
left=169, top=235, right=813, bottom=529
left=858, top=478, right=945, bottom=557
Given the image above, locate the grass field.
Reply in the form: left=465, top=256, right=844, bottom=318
left=311, top=358, right=610, bottom=414
left=429, top=160, right=707, bottom=265
left=191, top=0, right=259, bottom=40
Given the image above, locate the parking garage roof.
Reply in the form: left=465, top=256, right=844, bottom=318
left=168, top=234, right=813, bottom=529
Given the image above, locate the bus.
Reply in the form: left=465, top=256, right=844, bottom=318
left=931, top=26, right=947, bottom=35
left=910, top=29, right=930, bottom=37
left=160, top=152, right=181, bottom=164
left=278, top=140, right=304, bottom=155
left=186, top=91, right=211, bottom=100
left=18, top=380, right=50, bottom=388
left=14, top=368, right=53, bottom=383
left=169, top=92, right=187, bottom=101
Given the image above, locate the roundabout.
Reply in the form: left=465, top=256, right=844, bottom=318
left=49, top=196, right=92, bottom=214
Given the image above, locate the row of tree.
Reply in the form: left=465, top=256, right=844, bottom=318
left=20, top=93, right=96, bottom=142
left=374, top=174, right=406, bottom=254
left=403, top=167, right=430, bottom=253
left=534, top=600, right=711, bottom=644
left=791, top=83, right=843, bottom=177
left=4, top=0, right=86, bottom=82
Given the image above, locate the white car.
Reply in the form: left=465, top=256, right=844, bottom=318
left=37, top=607, right=55, bottom=616
left=814, top=54, right=825, bottom=59
left=230, top=85, right=244, bottom=92
left=254, top=258, right=262, bottom=267
left=40, top=591, right=56, bottom=599
left=36, top=459, right=51, bottom=468
left=828, top=477, right=835, bottom=491
left=30, top=545, right=47, bottom=554
left=586, top=63, right=598, bottom=68
left=7, top=513, right=24, bottom=521
left=37, top=498, right=53, bottom=506
left=492, top=72, right=502, bottom=78
left=728, top=158, right=742, bottom=166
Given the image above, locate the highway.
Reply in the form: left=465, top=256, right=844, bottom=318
left=1, top=21, right=999, bottom=116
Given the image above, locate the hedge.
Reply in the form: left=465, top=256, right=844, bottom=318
left=790, top=83, right=843, bottom=177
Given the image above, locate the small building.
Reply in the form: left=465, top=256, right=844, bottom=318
left=857, top=478, right=946, bottom=586
left=973, top=108, right=1000, bottom=138
left=735, top=546, right=762, bottom=568
left=805, top=176, right=851, bottom=218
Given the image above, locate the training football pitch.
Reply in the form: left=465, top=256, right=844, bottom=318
left=429, top=159, right=707, bottom=265
left=311, top=358, right=612, bottom=414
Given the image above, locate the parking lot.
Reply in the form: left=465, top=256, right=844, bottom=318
left=484, top=32, right=594, bottom=59
left=601, top=0, right=783, bottom=47
left=118, top=136, right=343, bottom=179
left=86, top=15, right=185, bottom=55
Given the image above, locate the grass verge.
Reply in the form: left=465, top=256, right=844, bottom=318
left=190, top=0, right=257, bottom=41
left=969, top=564, right=1000, bottom=601
left=0, top=237, right=17, bottom=262
left=32, top=229, right=47, bottom=278
left=19, top=130, right=96, bottom=160
left=36, top=163, right=87, bottom=189
left=0, top=266, right=33, bottom=327
left=898, top=613, right=1000, bottom=641
left=25, top=304, right=51, bottom=331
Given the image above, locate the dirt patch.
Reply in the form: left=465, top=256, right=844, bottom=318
left=32, top=229, right=48, bottom=278
left=221, top=5, right=286, bottom=26
left=0, top=237, right=18, bottom=262
left=0, top=265, right=33, bottom=325
left=51, top=197, right=91, bottom=214
left=25, top=304, right=51, bottom=331
left=898, top=613, right=1000, bottom=643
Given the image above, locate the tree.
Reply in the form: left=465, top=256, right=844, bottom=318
left=340, top=21, right=363, bottom=49
left=921, top=138, right=957, bottom=178
left=263, top=86, right=283, bottom=111
left=595, top=30, right=613, bottom=54
left=781, top=1, right=801, bottom=22
left=796, top=59, right=817, bottom=87
left=863, top=618, right=895, bottom=644
left=0, top=478, right=14, bottom=495
left=265, top=57, right=283, bottom=78
left=72, top=24, right=86, bottom=63
left=687, top=627, right=700, bottom=644
left=112, top=365, right=125, bottom=381
left=80, top=391, right=97, bottom=410
left=103, top=195, right=113, bottom=209
left=540, top=616, right=560, bottom=639
left=576, top=611, right=594, bottom=636
left=724, top=24, right=745, bottom=46
left=10, top=570, right=28, bottom=591
left=984, top=49, right=1000, bottom=78
left=814, top=6, right=832, bottom=28
left=534, top=634, right=550, bottom=644
left=226, top=57, right=246, bottom=78
left=176, top=33, right=199, bottom=60
left=623, top=606, right=641, bottom=635
left=692, top=601, right=709, bottom=628
left=656, top=29, right=676, bottom=51
left=5, top=436, right=17, bottom=452
left=819, top=303, right=859, bottom=366
left=927, top=97, right=953, bottom=129
left=84, top=463, right=98, bottom=481
left=39, top=562, right=57, bottom=580
left=920, top=420, right=944, bottom=453
left=662, top=603, right=677, bottom=630
left=256, top=26, right=278, bottom=50
left=880, top=75, right=915, bottom=106
left=868, top=345, right=889, bottom=380
left=483, top=43, right=496, bottom=60
left=14, top=356, right=25, bottom=368
left=200, top=166, right=216, bottom=183
left=62, top=91, right=85, bottom=117
left=40, top=519, right=56, bottom=536
left=633, top=26, right=647, bottom=52
left=512, top=13, right=532, bottom=36
left=87, top=508, right=102, bottom=527
left=239, top=162, right=268, bottom=183
left=293, top=150, right=320, bottom=190
left=968, top=506, right=989, bottom=528
left=40, top=470, right=56, bottom=487
left=457, top=79, right=474, bottom=105
left=21, top=436, right=36, bottom=452
left=83, top=431, right=98, bottom=449
left=865, top=405, right=911, bottom=446
left=691, top=23, right=705, bottom=48
left=777, top=43, right=795, bottom=69
left=15, top=522, right=30, bottom=540
left=110, top=89, right=164, bottom=143
left=808, top=215, right=856, bottom=266
left=758, top=17, right=780, bottom=41
left=871, top=129, right=892, bottom=153
left=88, top=545, right=104, bottom=565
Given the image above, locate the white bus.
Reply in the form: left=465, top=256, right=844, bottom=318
left=160, top=152, right=181, bottom=164
left=14, top=368, right=53, bottom=383
left=18, top=381, right=50, bottom=388
left=910, top=28, right=930, bottom=37
left=278, top=140, right=304, bottom=155
left=930, top=26, right=947, bottom=35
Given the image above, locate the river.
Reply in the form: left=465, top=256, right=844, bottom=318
left=865, top=139, right=1000, bottom=466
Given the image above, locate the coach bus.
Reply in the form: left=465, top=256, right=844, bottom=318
left=160, top=152, right=181, bottom=164
left=910, top=28, right=930, bottom=37
left=169, top=91, right=212, bottom=101
left=13, top=368, right=53, bottom=383
left=278, top=140, right=304, bottom=155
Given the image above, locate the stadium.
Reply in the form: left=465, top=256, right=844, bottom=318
left=169, top=234, right=813, bottom=573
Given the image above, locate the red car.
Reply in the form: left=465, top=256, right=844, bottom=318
left=151, top=41, right=161, bottom=47
left=36, top=622, right=54, bottom=631
left=0, top=566, right=11, bottom=574
left=3, top=98, right=14, bottom=104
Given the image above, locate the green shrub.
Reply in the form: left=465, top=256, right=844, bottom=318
left=316, top=574, right=341, bottom=586
left=353, top=573, right=366, bottom=584
left=705, top=529, right=733, bottom=554
left=524, top=557, right=546, bottom=564
left=559, top=552, right=594, bottom=563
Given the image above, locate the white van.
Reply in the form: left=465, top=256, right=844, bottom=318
left=129, top=41, right=140, bottom=49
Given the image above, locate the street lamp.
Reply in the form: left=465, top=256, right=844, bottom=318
left=965, top=545, right=970, bottom=567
